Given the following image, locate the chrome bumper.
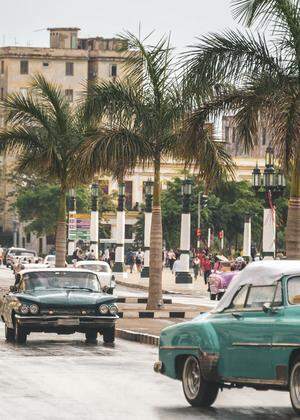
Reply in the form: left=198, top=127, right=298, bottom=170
left=15, top=314, right=118, bottom=327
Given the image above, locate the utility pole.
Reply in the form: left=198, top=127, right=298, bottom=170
left=67, top=189, right=76, bottom=259
left=90, top=183, right=99, bottom=259
left=141, top=180, right=154, bottom=280
left=197, top=192, right=201, bottom=250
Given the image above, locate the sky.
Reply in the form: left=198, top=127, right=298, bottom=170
left=1, top=0, right=240, bottom=51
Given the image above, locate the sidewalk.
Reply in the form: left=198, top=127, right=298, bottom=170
left=118, top=267, right=209, bottom=296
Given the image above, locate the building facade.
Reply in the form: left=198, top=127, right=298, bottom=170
left=0, top=27, right=130, bottom=251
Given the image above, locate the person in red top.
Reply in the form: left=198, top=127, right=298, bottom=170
left=202, top=255, right=212, bottom=285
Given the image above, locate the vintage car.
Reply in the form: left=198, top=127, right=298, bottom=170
left=154, top=261, right=300, bottom=414
left=74, top=260, right=116, bottom=294
left=4, top=247, right=37, bottom=269
left=0, top=268, right=118, bottom=345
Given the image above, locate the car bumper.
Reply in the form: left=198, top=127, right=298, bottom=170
left=15, top=314, right=118, bottom=330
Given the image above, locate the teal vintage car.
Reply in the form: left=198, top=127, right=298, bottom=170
left=155, top=260, right=300, bottom=414
left=0, top=268, right=118, bottom=345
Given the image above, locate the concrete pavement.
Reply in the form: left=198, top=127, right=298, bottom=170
left=0, top=322, right=295, bottom=420
left=0, top=267, right=296, bottom=419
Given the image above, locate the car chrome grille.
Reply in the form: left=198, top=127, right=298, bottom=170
left=40, top=307, right=96, bottom=316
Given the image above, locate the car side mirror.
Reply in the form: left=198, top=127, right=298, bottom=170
left=9, top=285, right=17, bottom=293
left=102, top=285, right=109, bottom=293
left=263, top=302, right=274, bottom=313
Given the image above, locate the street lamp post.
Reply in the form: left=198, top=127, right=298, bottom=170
left=67, top=188, right=76, bottom=258
left=242, top=214, right=251, bottom=259
left=113, top=182, right=126, bottom=278
left=90, top=183, right=99, bottom=259
left=176, top=179, right=193, bottom=284
left=141, top=180, right=154, bottom=279
left=252, top=146, right=286, bottom=259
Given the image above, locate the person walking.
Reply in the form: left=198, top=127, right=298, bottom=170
left=172, top=255, right=182, bottom=275
left=192, top=255, right=200, bottom=281
left=135, top=252, right=142, bottom=272
left=128, top=252, right=136, bottom=274
left=202, top=255, right=212, bottom=285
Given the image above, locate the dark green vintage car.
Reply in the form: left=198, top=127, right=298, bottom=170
left=155, top=261, right=300, bottom=414
left=0, top=268, right=118, bottom=345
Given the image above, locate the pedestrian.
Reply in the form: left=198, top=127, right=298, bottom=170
left=202, top=255, right=212, bottom=286
left=0, top=245, right=3, bottom=266
left=192, top=255, right=200, bottom=280
left=128, top=252, right=136, bottom=273
left=86, top=249, right=96, bottom=260
left=136, top=252, right=142, bottom=272
left=168, top=249, right=176, bottom=270
left=104, top=247, right=110, bottom=264
left=172, top=255, right=181, bottom=275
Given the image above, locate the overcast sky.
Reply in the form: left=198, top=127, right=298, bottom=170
left=1, top=0, right=240, bottom=51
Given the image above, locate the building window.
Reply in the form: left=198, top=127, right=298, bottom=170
left=43, top=62, right=49, bottom=67
left=20, top=60, right=29, bottom=75
left=232, top=127, right=236, bottom=143
left=125, top=181, right=133, bottom=210
left=125, top=225, right=133, bottom=240
left=110, top=64, right=117, bottom=77
left=0, top=61, right=4, bottom=74
left=65, top=89, right=73, bottom=102
left=0, top=88, right=3, bottom=100
left=66, top=62, right=74, bottom=76
left=262, top=127, right=267, bottom=145
left=225, top=126, right=230, bottom=142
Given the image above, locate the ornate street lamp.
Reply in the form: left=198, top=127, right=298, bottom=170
left=251, top=145, right=286, bottom=259
left=90, top=183, right=99, bottom=259
left=114, top=182, right=126, bottom=276
left=67, top=189, right=77, bottom=259
left=141, top=179, right=154, bottom=279
left=176, top=178, right=193, bottom=284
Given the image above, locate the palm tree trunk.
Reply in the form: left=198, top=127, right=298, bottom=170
left=147, top=158, right=163, bottom=310
left=286, top=155, right=300, bottom=259
left=55, top=188, right=67, bottom=267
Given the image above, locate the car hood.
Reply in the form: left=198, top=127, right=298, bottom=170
left=14, top=289, right=116, bottom=306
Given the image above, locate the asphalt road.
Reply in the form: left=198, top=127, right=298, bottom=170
left=0, top=267, right=296, bottom=420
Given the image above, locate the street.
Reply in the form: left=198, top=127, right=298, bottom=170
left=0, top=268, right=296, bottom=419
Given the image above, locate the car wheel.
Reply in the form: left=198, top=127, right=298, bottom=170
left=85, top=331, right=98, bottom=344
left=290, top=357, right=300, bottom=414
left=5, top=325, right=14, bottom=342
left=14, top=322, right=27, bottom=344
left=103, top=326, right=115, bottom=344
left=182, top=355, right=219, bottom=407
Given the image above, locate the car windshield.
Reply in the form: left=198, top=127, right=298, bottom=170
left=78, top=264, right=109, bottom=273
left=14, top=250, right=36, bottom=257
left=288, top=277, right=300, bottom=304
left=22, top=271, right=101, bottom=292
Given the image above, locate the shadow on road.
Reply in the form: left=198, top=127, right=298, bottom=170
left=157, top=406, right=297, bottom=419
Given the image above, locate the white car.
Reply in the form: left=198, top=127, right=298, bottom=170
left=44, top=255, right=56, bottom=267
left=5, top=247, right=37, bottom=269
left=74, top=260, right=115, bottom=294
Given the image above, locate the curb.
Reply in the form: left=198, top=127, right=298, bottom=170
left=116, top=279, right=171, bottom=294
left=116, top=328, right=159, bottom=346
left=116, top=297, right=172, bottom=304
left=118, top=310, right=203, bottom=319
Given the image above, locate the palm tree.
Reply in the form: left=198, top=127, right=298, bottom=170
left=185, top=0, right=300, bottom=258
left=0, top=75, right=90, bottom=267
left=81, top=33, right=234, bottom=309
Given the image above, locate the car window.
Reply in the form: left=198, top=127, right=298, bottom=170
left=228, top=285, right=248, bottom=310
left=245, top=284, right=281, bottom=310
left=288, top=277, right=300, bottom=305
left=79, top=264, right=109, bottom=273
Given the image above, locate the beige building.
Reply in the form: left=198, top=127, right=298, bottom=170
left=0, top=27, right=130, bottom=251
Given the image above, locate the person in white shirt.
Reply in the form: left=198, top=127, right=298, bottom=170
left=172, top=256, right=182, bottom=274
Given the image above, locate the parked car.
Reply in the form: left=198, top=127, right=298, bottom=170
left=154, top=260, right=300, bottom=415
left=74, top=260, right=115, bottom=294
left=0, top=268, right=118, bottom=345
left=4, top=247, right=37, bottom=269
left=44, top=255, right=56, bottom=267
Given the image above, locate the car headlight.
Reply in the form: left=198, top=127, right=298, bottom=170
left=99, top=304, right=109, bottom=314
left=109, top=305, right=118, bottom=315
left=20, top=304, right=29, bottom=314
left=29, top=304, right=39, bottom=315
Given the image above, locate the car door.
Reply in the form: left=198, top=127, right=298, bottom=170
left=212, top=283, right=281, bottom=380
